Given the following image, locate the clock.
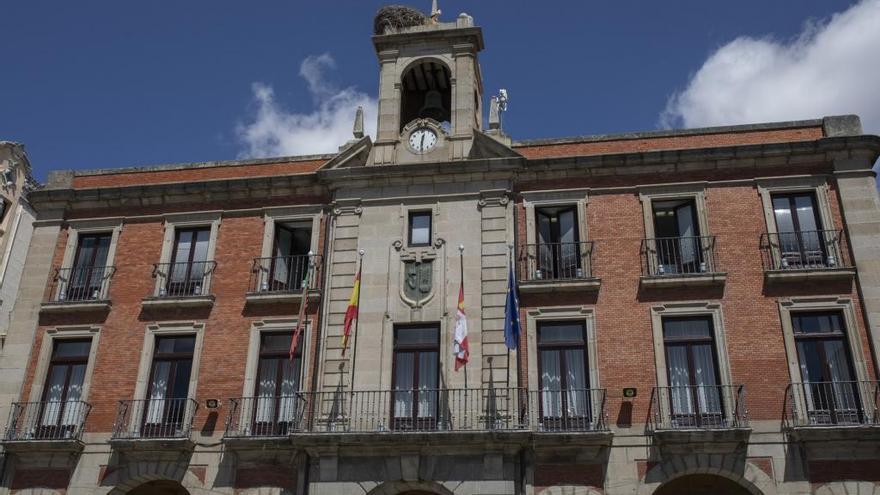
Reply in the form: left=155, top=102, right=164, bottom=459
left=408, top=127, right=438, bottom=154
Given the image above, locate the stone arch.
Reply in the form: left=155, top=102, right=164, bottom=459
left=365, top=480, right=455, bottom=495
left=106, top=459, right=211, bottom=495
left=398, top=57, right=452, bottom=130
left=637, top=455, right=776, bottom=495
left=536, top=486, right=603, bottom=495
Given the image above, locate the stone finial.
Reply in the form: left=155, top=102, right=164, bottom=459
left=430, top=0, right=441, bottom=23
left=353, top=106, right=364, bottom=139
left=488, top=96, right=501, bottom=130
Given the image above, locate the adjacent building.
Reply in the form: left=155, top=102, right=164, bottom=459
left=2, top=5, right=880, bottom=495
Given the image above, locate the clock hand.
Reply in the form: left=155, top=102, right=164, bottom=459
left=420, top=132, right=425, bottom=150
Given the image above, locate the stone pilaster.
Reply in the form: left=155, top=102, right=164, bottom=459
left=479, top=190, right=514, bottom=388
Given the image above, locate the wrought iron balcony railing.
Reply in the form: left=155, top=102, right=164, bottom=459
left=518, top=242, right=594, bottom=282
left=248, top=254, right=322, bottom=294
left=649, top=385, right=748, bottom=430
left=151, top=261, right=216, bottom=298
left=46, top=266, right=116, bottom=303
left=760, top=230, right=850, bottom=271
left=224, top=388, right=607, bottom=437
left=641, top=236, right=719, bottom=277
left=786, top=381, right=879, bottom=428
left=112, top=398, right=199, bottom=440
left=3, top=401, right=91, bottom=442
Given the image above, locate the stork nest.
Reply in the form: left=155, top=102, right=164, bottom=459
left=374, top=5, right=427, bottom=35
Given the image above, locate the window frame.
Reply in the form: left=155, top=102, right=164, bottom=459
left=661, top=315, right=725, bottom=425
left=57, top=219, right=123, bottom=301
left=391, top=323, right=440, bottom=429
left=525, top=307, right=599, bottom=395
left=535, top=320, right=591, bottom=423
left=154, top=213, right=220, bottom=297
left=407, top=210, right=433, bottom=247
left=757, top=177, right=835, bottom=238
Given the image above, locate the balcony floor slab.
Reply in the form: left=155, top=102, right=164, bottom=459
left=0, top=438, right=85, bottom=454
left=40, top=301, right=111, bottom=313
left=244, top=290, right=321, bottom=305
left=764, top=267, right=856, bottom=283
left=141, top=295, right=214, bottom=309
left=518, top=278, right=601, bottom=294
left=640, top=272, right=727, bottom=289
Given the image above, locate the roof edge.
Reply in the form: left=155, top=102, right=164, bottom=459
left=68, top=153, right=334, bottom=178
left=512, top=118, right=829, bottom=148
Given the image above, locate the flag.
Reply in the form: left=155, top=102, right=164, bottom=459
left=289, top=259, right=312, bottom=360
left=341, top=265, right=362, bottom=356
left=453, top=280, right=469, bottom=371
left=503, top=259, right=521, bottom=350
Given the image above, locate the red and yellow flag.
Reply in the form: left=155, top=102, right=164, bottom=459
left=341, top=266, right=362, bottom=356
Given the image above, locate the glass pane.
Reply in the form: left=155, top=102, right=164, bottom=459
left=255, top=359, right=278, bottom=423
left=538, top=322, right=584, bottom=344
left=169, top=360, right=192, bottom=399
left=692, top=344, right=721, bottom=414
left=409, top=213, right=431, bottom=245
left=662, top=317, right=712, bottom=340
left=192, top=229, right=210, bottom=263
left=666, top=345, right=693, bottom=415
left=156, top=336, right=195, bottom=355
left=261, top=333, right=293, bottom=353
left=772, top=196, right=795, bottom=233
left=537, top=211, right=552, bottom=245
left=146, top=361, right=171, bottom=424
left=396, top=326, right=438, bottom=346
left=794, top=195, right=820, bottom=231
left=417, top=352, right=438, bottom=419
left=824, top=340, right=855, bottom=382
left=792, top=312, right=844, bottom=335
left=564, top=349, right=588, bottom=417
left=796, top=340, right=825, bottom=383
left=62, top=364, right=86, bottom=426
left=558, top=209, right=577, bottom=244
left=53, top=340, right=91, bottom=359
left=274, top=227, right=294, bottom=258
left=173, top=230, right=194, bottom=262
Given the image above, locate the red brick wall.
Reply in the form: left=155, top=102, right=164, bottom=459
left=535, top=463, right=604, bottom=492
left=515, top=170, right=875, bottom=425
left=515, top=126, right=823, bottom=159
left=809, top=460, right=880, bottom=483
left=235, top=466, right=296, bottom=491
left=11, top=468, right=71, bottom=493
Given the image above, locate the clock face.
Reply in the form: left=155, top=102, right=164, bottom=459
left=409, top=127, right=438, bottom=153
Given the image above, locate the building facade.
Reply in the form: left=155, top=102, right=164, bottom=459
left=2, top=6, right=880, bottom=495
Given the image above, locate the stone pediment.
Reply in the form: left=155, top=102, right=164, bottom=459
left=469, top=130, right=523, bottom=160
left=323, top=136, right=373, bottom=169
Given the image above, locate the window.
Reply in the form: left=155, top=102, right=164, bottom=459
left=252, top=332, right=303, bottom=435
left=536, top=207, right=581, bottom=279
left=38, top=339, right=91, bottom=438
left=652, top=199, right=703, bottom=274
left=408, top=211, right=432, bottom=247
left=144, top=335, right=195, bottom=436
left=662, top=316, right=724, bottom=427
left=772, top=193, right=828, bottom=269
left=167, top=227, right=210, bottom=296
left=537, top=321, right=592, bottom=428
left=268, top=224, right=312, bottom=292
left=67, top=233, right=112, bottom=301
left=792, top=311, right=860, bottom=424
left=392, top=325, right=439, bottom=430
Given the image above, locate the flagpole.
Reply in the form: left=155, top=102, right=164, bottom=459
left=506, top=244, right=513, bottom=391
left=459, top=244, right=467, bottom=391
left=349, top=250, right=365, bottom=393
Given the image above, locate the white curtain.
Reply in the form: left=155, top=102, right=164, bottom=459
left=278, top=359, right=300, bottom=423
left=667, top=346, right=693, bottom=416
left=540, top=350, right=562, bottom=417
left=255, top=361, right=277, bottom=423
left=564, top=350, right=588, bottom=417
left=417, top=353, right=438, bottom=419
left=40, top=367, right=66, bottom=426
left=692, top=345, right=721, bottom=414
left=676, top=203, right=697, bottom=269
left=145, top=362, right=171, bottom=425
left=394, top=354, right=414, bottom=418
left=61, top=364, right=86, bottom=428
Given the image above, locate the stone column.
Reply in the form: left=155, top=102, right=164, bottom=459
left=833, top=147, right=880, bottom=375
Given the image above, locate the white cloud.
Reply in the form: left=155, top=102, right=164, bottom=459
left=660, top=0, right=880, bottom=134
left=237, top=53, right=377, bottom=158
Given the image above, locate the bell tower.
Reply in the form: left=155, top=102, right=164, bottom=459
left=370, top=5, right=485, bottom=165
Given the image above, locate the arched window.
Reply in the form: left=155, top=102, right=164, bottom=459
left=400, top=59, right=451, bottom=131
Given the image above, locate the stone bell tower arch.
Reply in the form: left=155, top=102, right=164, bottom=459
left=369, top=4, right=484, bottom=165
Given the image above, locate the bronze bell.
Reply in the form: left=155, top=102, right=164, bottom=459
left=418, top=89, right=447, bottom=122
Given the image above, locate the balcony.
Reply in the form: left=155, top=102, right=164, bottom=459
left=245, top=254, right=322, bottom=305
left=517, top=242, right=600, bottom=293
left=142, top=261, right=216, bottom=309
left=760, top=230, right=855, bottom=283
left=40, top=266, right=115, bottom=313
left=640, top=236, right=726, bottom=289
left=785, top=381, right=880, bottom=442
left=110, top=398, right=199, bottom=450
left=223, top=388, right=609, bottom=449
left=1, top=401, right=91, bottom=453
left=648, top=385, right=750, bottom=451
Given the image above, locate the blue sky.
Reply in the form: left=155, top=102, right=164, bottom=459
left=2, top=0, right=877, bottom=180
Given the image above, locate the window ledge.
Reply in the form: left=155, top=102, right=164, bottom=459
left=640, top=272, right=727, bottom=289
left=141, top=295, right=214, bottom=309
left=764, top=267, right=855, bottom=283
left=0, top=438, right=85, bottom=454
left=40, top=300, right=111, bottom=313
left=244, top=289, right=321, bottom=305
left=518, top=278, right=601, bottom=294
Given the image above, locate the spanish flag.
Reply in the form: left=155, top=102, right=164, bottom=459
left=341, top=266, right=362, bottom=356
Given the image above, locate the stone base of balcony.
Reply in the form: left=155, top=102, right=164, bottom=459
left=651, top=427, right=751, bottom=454
left=640, top=272, right=727, bottom=289
left=764, top=267, right=856, bottom=284
left=109, top=436, right=195, bottom=452
left=0, top=438, right=85, bottom=454
left=244, top=289, right=321, bottom=306
left=40, top=300, right=110, bottom=313
left=788, top=424, right=880, bottom=443
left=518, top=278, right=601, bottom=294
left=141, top=295, right=214, bottom=309
left=222, top=434, right=292, bottom=450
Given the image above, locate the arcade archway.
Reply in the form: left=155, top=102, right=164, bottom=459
left=654, top=474, right=752, bottom=495
left=128, top=480, right=190, bottom=495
